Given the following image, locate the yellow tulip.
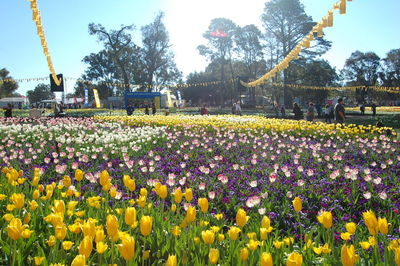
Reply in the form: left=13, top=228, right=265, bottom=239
left=166, top=254, right=177, bottom=266
left=172, top=226, right=181, bottom=237
left=30, top=200, right=39, bottom=211
left=345, top=222, right=357, bottom=234
left=198, top=198, right=209, bottom=213
left=185, top=206, right=196, bottom=223
left=71, top=254, right=86, bottom=266
left=378, top=217, right=388, bottom=235
left=247, top=239, right=259, bottom=251
left=236, top=208, right=248, bottom=228
left=33, top=189, right=40, bottom=199
left=96, top=241, right=108, bottom=254
left=171, top=204, right=177, bottom=212
left=74, top=169, right=84, bottom=182
left=208, top=248, right=219, bottom=264
left=21, top=229, right=33, bottom=239
left=260, top=252, right=273, bottom=266
left=140, top=188, right=148, bottom=197
left=368, top=236, right=377, bottom=246
left=55, top=223, right=67, bottom=240
left=137, top=195, right=147, bottom=208
left=287, top=252, right=303, bottom=266
left=317, top=211, right=332, bottom=229
left=341, top=244, right=357, bottom=266
left=23, top=212, right=31, bottom=224
left=53, top=200, right=65, bottom=214
left=227, top=226, right=241, bottom=240
left=184, top=188, right=193, bottom=202
left=99, top=170, right=110, bottom=186
left=143, top=250, right=150, bottom=260
left=261, top=215, right=271, bottom=228
left=62, top=241, right=74, bottom=250
left=359, top=241, right=371, bottom=250
left=34, top=256, right=45, bottom=265
left=273, top=241, right=283, bottom=249
left=118, top=235, right=135, bottom=261
left=394, top=247, right=400, bottom=266
left=82, top=220, right=96, bottom=239
left=125, top=207, right=137, bottom=227
left=140, top=216, right=153, bottom=236
left=156, top=184, right=168, bottom=199
left=363, top=210, right=378, bottom=235
left=292, top=197, right=302, bottom=212
left=62, top=175, right=72, bottom=187
left=341, top=232, right=352, bottom=241
left=3, top=213, right=14, bottom=222
left=173, top=188, right=183, bottom=203
left=260, top=227, right=270, bottom=240
left=240, top=248, right=249, bottom=261
left=47, top=235, right=56, bottom=246
left=10, top=193, right=25, bottom=209
left=201, top=230, right=215, bottom=244
left=79, top=235, right=93, bottom=258
left=106, top=215, right=119, bottom=240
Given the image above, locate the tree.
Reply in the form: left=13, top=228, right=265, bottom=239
left=234, top=25, right=265, bottom=79
left=0, top=68, right=18, bottom=98
left=80, top=50, right=120, bottom=98
left=184, top=71, right=219, bottom=105
left=140, top=12, right=182, bottom=92
left=27, top=83, right=54, bottom=104
left=382, top=48, right=400, bottom=86
left=291, top=59, right=338, bottom=104
left=198, top=18, right=237, bottom=104
left=261, top=0, right=331, bottom=107
left=89, top=23, right=136, bottom=91
left=341, top=51, right=381, bottom=103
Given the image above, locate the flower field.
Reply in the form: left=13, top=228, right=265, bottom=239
left=0, top=115, right=399, bottom=265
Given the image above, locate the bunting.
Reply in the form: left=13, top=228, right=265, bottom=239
left=243, top=0, right=354, bottom=88
left=27, top=0, right=61, bottom=86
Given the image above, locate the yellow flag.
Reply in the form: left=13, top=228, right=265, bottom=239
left=93, top=89, right=101, bottom=108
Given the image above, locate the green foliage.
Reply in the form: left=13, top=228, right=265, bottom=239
left=0, top=68, right=18, bottom=98
left=26, top=83, right=54, bottom=104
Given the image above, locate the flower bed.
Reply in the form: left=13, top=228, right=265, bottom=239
left=0, top=116, right=399, bottom=265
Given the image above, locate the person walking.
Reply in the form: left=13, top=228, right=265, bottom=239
left=324, top=103, right=333, bottom=123
left=306, top=102, right=315, bottom=122
left=235, top=101, right=242, bottom=115
left=334, top=98, right=346, bottom=123
left=151, top=102, right=156, bottom=115
left=3, top=103, right=12, bottom=118
left=371, top=103, right=377, bottom=117
left=293, top=102, right=303, bottom=120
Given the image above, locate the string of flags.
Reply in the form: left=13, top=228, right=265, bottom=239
left=242, top=0, right=352, bottom=88
left=1, top=75, right=399, bottom=93
left=27, top=0, right=61, bottom=86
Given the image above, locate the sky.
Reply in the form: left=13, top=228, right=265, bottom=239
left=1, top=0, right=399, bottom=96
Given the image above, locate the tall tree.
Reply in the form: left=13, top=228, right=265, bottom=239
left=184, top=71, right=219, bottom=105
left=88, top=23, right=136, bottom=91
left=341, top=51, right=381, bottom=103
left=198, top=18, right=237, bottom=104
left=140, top=12, right=181, bottom=92
left=27, top=83, right=54, bottom=104
left=79, top=50, right=120, bottom=97
left=291, top=59, right=338, bottom=104
left=261, top=0, right=331, bottom=107
left=234, top=25, right=265, bottom=79
left=0, top=68, right=19, bottom=98
left=382, top=48, right=400, bottom=86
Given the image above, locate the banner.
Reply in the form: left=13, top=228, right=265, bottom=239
left=84, top=88, right=89, bottom=108
left=93, top=88, right=101, bottom=108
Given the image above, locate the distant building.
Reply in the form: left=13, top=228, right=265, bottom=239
left=0, top=96, right=29, bottom=108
